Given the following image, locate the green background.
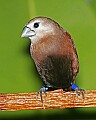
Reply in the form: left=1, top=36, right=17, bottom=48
left=0, top=0, right=96, bottom=119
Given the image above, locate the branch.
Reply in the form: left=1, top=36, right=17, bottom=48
left=0, top=89, right=96, bottom=111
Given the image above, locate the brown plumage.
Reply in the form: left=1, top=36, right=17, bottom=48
left=21, top=17, right=84, bottom=103
left=31, top=30, right=79, bottom=88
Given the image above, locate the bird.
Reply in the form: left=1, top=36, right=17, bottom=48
left=21, top=17, right=84, bottom=103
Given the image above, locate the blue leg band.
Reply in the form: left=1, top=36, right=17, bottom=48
left=41, top=86, right=48, bottom=91
left=71, top=84, right=79, bottom=90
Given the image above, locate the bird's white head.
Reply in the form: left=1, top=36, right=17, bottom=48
left=21, top=17, right=62, bottom=44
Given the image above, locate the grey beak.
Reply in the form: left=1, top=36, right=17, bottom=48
left=21, top=26, right=35, bottom=38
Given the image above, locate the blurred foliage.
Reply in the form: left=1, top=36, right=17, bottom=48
left=0, top=0, right=96, bottom=119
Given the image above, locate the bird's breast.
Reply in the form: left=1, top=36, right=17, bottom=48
left=30, top=35, right=61, bottom=63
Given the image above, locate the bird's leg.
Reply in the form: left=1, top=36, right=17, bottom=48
left=36, top=86, right=49, bottom=105
left=71, top=83, right=85, bottom=98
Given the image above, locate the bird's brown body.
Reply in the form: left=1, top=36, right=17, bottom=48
left=21, top=17, right=80, bottom=91
left=30, top=26, right=79, bottom=88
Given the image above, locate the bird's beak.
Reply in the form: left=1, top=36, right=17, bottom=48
left=21, top=26, right=35, bottom=38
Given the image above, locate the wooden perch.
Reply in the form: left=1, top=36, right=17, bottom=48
left=0, top=89, right=96, bottom=111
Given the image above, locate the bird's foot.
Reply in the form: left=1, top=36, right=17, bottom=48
left=36, top=86, right=48, bottom=106
left=71, top=84, right=85, bottom=98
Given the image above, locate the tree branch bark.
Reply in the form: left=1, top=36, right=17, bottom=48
left=0, top=89, right=96, bottom=111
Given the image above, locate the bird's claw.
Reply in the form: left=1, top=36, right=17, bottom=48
left=71, top=83, right=85, bottom=98
left=36, top=86, right=48, bottom=105
left=75, top=88, right=86, bottom=99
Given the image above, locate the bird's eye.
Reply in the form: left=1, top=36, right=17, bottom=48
left=34, top=22, right=39, bottom=28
